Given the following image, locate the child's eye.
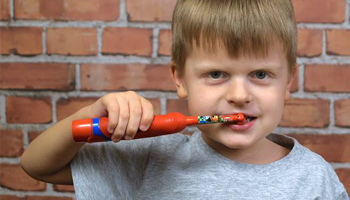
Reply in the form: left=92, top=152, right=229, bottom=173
left=252, top=71, right=269, bottom=79
left=209, top=71, right=224, bottom=79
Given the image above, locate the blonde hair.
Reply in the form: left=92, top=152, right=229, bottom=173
left=171, top=0, right=297, bottom=77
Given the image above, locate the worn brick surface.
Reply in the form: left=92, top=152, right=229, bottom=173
left=0, top=0, right=10, bottom=20
left=56, top=98, right=97, bottom=121
left=61, top=97, right=160, bottom=117
left=47, top=28, right=97, bottom=56
left=0, top=196, right=74, bottom=200
left=289, top=134, right=350, bottom=162
left=335, top=99, right=350, bottom=127
left=292, top=0, right=346, bottom=23
left=102, top=27, right=153, bottom=56
left=0, top=27, right=42, bottom=55
left=290, top=66, right=299, bottom=92
left=53, top=184, right=75, bottom=192
left=15, top=0, right=120, bottom=21
left=80, top=64, right=176, bottom=91
left=335, top=168, right=350, bottom=195
left=280, top=99, right=329, bottom=128
left=0, top=63, right=75, bottom=91
left=25, top=196, right=73, bottom=200
left=0, top=164, right=46, bottom=191
left=166, top=99, right=190, bottom=116
left=56, top=97, right=161, bottom=121
left=28, top=131, right=42, bottom=142
left=6, top=96, right=52, bottom=124
left=126, top=0, right=177, bottom=22
left=304, top=65, right=350, bottom=92
left=0, top=195, right=21, bottom=200
left=158, top=29, right=172, bottom=56
left=327, top=29, right=350, bottom=56
left=0, top=129, right=24, bottom=157
left=297, top=29, right=323, bottom=57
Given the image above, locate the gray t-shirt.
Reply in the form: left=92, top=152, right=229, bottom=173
left=71, top=131, right=349, bottom=200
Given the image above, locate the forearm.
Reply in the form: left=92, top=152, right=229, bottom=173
left=20, top=107, right=90, bottom=177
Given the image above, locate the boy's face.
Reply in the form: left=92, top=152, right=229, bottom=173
left=171, top=42, right=295, bottom=151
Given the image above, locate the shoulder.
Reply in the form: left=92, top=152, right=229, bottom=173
left=293, top=141, right=348, bottom=198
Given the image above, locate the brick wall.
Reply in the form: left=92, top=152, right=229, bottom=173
left=0, top=0, right=349, bottom=199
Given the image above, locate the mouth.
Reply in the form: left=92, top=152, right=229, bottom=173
left=223, top=113, right=258, bottom=125
left=244, top=115, right=257, bottom=123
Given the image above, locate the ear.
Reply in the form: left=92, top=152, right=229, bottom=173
left=285, top=64, right=298, bottom=100
left=169, top=62, right=188, bottom=99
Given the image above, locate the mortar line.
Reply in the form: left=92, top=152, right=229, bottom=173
left=322, top=29, right=327, bottom=56
left=152, top=28, right=159, bottom=58
left=42, top=27, right=47, bottom=55
left=0, top=95, right=6, bottom=124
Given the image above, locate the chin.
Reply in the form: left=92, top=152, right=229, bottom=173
left=220, top=135, right=255, bottom=149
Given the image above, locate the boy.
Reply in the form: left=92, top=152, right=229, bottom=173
left=21, top=0, right=348, bottom=199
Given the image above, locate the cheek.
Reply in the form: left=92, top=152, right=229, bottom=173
left=256, top=86, right=286, bottom=123
left=187, top=86, right=220, bottom=115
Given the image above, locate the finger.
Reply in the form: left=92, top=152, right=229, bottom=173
left=124, top=93, right=143, bottom=140
left=101, top=94, right=120, bottom=135
left=112, top=96, right=129, bottom=142
left=139, top=97, right=154, bottom=131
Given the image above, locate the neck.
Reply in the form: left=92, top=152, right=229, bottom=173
left=201, top=134, right=290, bottom=165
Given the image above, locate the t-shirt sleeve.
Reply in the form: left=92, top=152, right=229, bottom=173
left=70, top=137, right=154, bottom=199
left=336, top=191, right=350, bottom=200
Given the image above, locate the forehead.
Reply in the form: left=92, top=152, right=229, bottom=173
left=185, top=41, right=288, bottom=70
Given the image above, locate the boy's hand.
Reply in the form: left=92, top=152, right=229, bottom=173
left=89, top=91, right=154, bottom=142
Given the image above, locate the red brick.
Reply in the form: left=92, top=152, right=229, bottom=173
left=80, top=64, right=176, bottom=91
left=56, top=97, right=161, bottom=121
left=0, top=129, right=24, bottom=157
left=335, top=99, right=350, bottom=127
left=297, top=29, right=322, bottom=57
left=126, top=0, right=177, bottom=22
left=47, top=28, right=97, bottom=56
left=56, top=98, right=98, bottom=121
left=0, top=27, right=42, bottom=55
left=25, top=196, right=73, bottom=200
left=0, top=63, right=75, bottom=91
left=290, top=66, right=299, bottom=93
left=0, top=196, right=74, bottom=200
left=0, top=164, right=46, bottom=191
left=327, top=29, right=350, bottom=56
left=288, top=134, right=350, bottom=162
left=0, top=195, right=21, bottom=200
left=166, top=99, right=190, bottom=116
left=28, top=131, right=42, bottom=142
left=158, top=29, right=172, bottom=56
left=335, top=168, right=350, bottom=195
left=280, top=99, right=329, bottom=128
left=0, top=0, right=10, bottom=20
left=15, top=0, right=120, bottom=21
left=102, top=27, right=153, bottom=56
left=305, top=65, right=350, bottom=92
left=149, top=99, right=161, bottom=115
left=292, top=0, right=346, bottom=23
left=53, top=184, right=75, bottom=192
left=6, top=96, right=52, bottom=124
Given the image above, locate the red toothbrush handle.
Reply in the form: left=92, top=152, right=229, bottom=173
left=72, top=112, right=188, bottom=143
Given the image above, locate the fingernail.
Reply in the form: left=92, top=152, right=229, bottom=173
left=108, top=128, right=114, bottom=134
left=140, top=125, right=147, bottom=131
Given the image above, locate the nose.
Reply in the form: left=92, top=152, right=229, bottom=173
left=225, top=78, right=252, bottom=106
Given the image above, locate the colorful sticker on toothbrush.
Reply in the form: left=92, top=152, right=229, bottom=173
left=198, top=115, right=232, bottom=124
